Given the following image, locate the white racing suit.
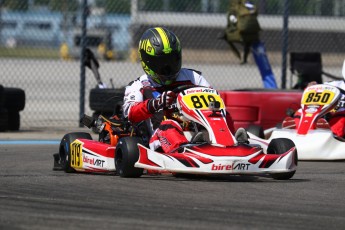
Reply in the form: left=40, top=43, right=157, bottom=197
left=123, top=68, right=216, bottom=153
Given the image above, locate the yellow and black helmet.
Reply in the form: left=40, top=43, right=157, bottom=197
left=138, top=27, right=182, bottom=85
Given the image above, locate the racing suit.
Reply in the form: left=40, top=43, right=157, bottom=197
left=324, top=80, right=345, bottom=137
left=294, top=80, right=345, bottom=137
left=123, top=68, right=235, bottom=153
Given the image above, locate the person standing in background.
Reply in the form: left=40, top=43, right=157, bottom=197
left=223, top=0, right=261, bottom=64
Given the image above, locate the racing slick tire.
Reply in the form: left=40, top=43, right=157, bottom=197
left=3, top=87, right=26, bottom=111
left=0, top=107, right=9, bottom=131
left=267, top=138, right=297, bottom=180
left=92, top=100, right=123, bottom=120
left=0, top=85, right=4, bottom=107
left=59, top=132, right=93, bottom=173
left=115, top=137, right=144, bottom=178
left=89, top=88, right=125, bottom=113
left=7, top=110, right=20, bottom=131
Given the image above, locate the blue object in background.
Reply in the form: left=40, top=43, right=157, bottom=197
left=152, top=91, right=161, bottom=98
left=251, top=41, right=278, bottom=89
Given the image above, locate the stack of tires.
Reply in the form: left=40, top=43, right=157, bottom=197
left=0, top=85, right=26, bottom=131
left=89, top=87, right=125, bottom=119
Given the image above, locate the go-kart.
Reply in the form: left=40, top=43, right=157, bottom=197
left=248, top=83, right=345, bottom=160
left=53, top=85, right=297, bottom=180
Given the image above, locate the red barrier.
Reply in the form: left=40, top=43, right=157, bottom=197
left=219, top=89, right=302, bottom=130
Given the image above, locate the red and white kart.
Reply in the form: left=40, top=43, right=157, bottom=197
left=53, top=86, right=297, bottom=180
left=248, top=83, right=345, bottom=160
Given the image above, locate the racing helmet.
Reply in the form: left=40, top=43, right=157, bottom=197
left=138, top=27, right=182, bottom=85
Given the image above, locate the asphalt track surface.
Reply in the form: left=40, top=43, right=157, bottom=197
left=1, top=142, right=345, bottom=230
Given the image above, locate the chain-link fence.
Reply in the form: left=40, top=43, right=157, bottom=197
left=0, top=0, right=344, bottom=129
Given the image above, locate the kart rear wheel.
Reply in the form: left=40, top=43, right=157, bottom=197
left=267, top=138, right=297, bottom=180
left=115, top=137, right=144, bottom=178
left=59, top=132, right=93, bottom=173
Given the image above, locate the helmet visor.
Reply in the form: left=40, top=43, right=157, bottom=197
left=141, top=50, right=181, bottom=77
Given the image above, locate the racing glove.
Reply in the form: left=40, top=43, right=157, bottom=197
left=147, top=91, right=176, bottom=114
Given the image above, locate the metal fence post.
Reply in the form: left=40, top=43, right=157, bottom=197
left=79, top=0, right=88, bottom=127
left=281, top=0, right=290, bottom=89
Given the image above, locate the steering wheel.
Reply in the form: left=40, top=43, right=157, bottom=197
left=171, top=84, right=199, bottom=94
left=160, top=85, right=211, bottom=123
left=162, top=85, right=206, bottom=109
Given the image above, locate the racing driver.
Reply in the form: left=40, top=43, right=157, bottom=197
left=297, top=59, right=345, bottom=137
left=123, top=27, right=235, bottom=153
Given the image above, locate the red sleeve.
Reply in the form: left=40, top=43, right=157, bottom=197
left=128, top=99, right=153, bottom=123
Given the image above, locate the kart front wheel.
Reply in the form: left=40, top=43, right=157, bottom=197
left=267, top=138, right=297, bottom=180
left=59, top=132, right=93, bottom=173
left=115, top=137, right=144, bottom=178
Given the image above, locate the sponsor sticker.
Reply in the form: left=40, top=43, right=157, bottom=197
left=70, top=140, right=83, bottom=168
left=83, top=155, right=105, bottom=168
left=211, top=162, right=250, bottom=171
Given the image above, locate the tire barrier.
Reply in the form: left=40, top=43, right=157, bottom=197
left=89, top=87, right=125, bottom=117
left=0, top=85, right=26, bottom=131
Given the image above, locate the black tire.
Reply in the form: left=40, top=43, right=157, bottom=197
left=267, top=138, right=297, bottom=180
left=3, top=87, right=26, bottom=111
left=0, top=85, right=4, bottom=107
left=115, top=137, right=144, bottom=178
left=89, top=88, right=125, bottom=112
left=246, top=124, right=265, bottom=138
left=0, top=107, right=9, bottom=132
left=7, top=111, right=20, bottom=131
left=59, top=132, right=93, bottom=173
left=92, top=110, right=117, bottom=120
left=114, top=100, right=124, bottom=117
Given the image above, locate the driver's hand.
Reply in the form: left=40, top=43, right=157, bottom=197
left=148, top=91, right=176, bottom=113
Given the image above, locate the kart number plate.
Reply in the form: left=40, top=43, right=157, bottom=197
left=183, top=93, right=224, bottom=109
left=70, top=140, right=83, bottom=168
left=302, top=90, right=335, bottom=105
